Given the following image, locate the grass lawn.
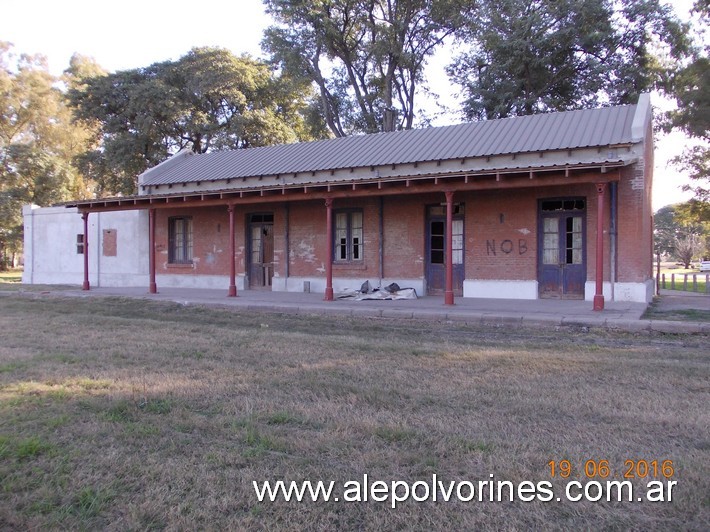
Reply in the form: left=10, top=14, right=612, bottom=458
left=0, top=269, right=22, bottom=284
left=643, top=306, right=710, bottom=322
left=0, top=295, right=708, bottom=529
left=659, top=275, right=708, bottom=294
left=0, top=269, right=76, bottom=293
left=658, top=264, right=710, bottom=294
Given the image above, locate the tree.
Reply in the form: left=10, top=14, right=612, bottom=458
left=449, top=0, right=690, bottom=120
left=664, top=0, right=709, bottom=202
left=654, top=205, right=680, bottom=256
left=69, top=47, right=324, bottom=195
left=674, top=233, right=702, bottom=268
left=654, top=201, right=709, bottom=266
left=262, top=0, right=470, bottom=135
left=0, top=43, right=94, bottom=269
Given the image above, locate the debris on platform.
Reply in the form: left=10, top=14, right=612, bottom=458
left=336, top=281, right=418, bottom=301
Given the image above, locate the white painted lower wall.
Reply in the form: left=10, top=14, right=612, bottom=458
left=584, top=280, right=654, bottom=303
left=156, top=274, right=245, bottom=290
left=463, top=279, right=652, bottom=303
left=464, top=280, right=539, bottom=299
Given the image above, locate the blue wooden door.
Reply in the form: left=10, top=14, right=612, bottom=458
left=539, top=201, right=586, bottom=299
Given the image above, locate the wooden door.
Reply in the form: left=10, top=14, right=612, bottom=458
left=539, top=200, right=586, bottom=299
left=248, top=214, right=274, bottom=289
left=426, top=205, right=464, bottom=295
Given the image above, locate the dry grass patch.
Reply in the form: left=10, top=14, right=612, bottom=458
left=0, top=294, right=708, bottom=530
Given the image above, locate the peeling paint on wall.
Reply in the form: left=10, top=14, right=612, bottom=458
left=296, top=240, right=316, bottom=263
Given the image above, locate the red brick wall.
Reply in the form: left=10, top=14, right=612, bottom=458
left=382, top=194, right=431, bottom=280
left=155, top=207, right=233, bottom=275
left=288, top=197, right=389, bottom=279
left=152, top=166, right=652, bottom=286
left=462, top=189, right=537, bottom=281
left=459, top=183, right=614, bottom=283
left=287, top=200, right=329, bottom=278
left=616, top=127, right=654, bottom=283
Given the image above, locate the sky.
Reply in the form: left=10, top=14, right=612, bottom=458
left=0, top=0, right=700, bottom=210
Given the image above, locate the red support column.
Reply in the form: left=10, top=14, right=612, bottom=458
left=149, top=208, right=157, bottom=294
left=444, top=190, right=455, bottom=306
left=324, top=198, right=334, bottom=301
left=82, top=212, right=90, bottom=290
left=228, top=205, right=237, bottom=297
left=593, top=183, right=607, bottom=311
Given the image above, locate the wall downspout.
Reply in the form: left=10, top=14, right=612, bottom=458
left=379, top=197, right=384, bottom=287
left=285, top=203, right=290, bottom=281
left=593, top=184, right=606, bottom=311
left=609, top=182, right=617, bottom=301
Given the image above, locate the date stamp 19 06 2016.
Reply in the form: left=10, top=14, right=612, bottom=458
left=548, top=459, right=675, bottom=480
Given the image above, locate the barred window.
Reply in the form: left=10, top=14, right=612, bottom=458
left=334, top=210, right=363, bottom=262
left=168, top=217, right=193, bottom=264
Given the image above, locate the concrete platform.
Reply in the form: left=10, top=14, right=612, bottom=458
left=15, top=285, right=706, bottom=334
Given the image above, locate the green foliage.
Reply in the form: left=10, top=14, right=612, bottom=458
left=143, top=398, right=172, bottom=415
left=0, top=43, right=96, bottom=269
left=103, top=400, right=134, bottom=423
left=72, top=486, right=113, bottom=518
left=69, top=47, right=324, bottom=195
left=15, top=436, right=53, bottom=459
left=263, top=0, right=470, bottom=135
left=654, top=201, right=710, bottom=264
left=450, top=0, right=690, bottom=120
left=664, top=1, right=709, bottom=202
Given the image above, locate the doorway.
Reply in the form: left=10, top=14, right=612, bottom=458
left=425, top=204, right=464, bottom=295
left=248, top=213, right=274, bottom=290
left=538, top=199, right=586, bottom=299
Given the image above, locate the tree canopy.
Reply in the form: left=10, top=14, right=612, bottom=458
left=448, top=0, right=690, bottom=120
left=2, top=0, right=708, bottom=265
left=0, top=43, right=96, bottom=268
left=663, top=0, right=709, bottom=203
left=69, top=47, right=326, bottom=195
left=262, top=0, right=470, bottom=136
left=654, top=200, right=709, bottom=266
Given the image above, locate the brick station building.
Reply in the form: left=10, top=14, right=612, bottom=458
left=23, top=95, right=655, bottom=308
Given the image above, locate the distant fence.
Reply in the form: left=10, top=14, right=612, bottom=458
left=658, top=273, right=710, bottom=294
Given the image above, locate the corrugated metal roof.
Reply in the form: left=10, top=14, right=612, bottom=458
left=141, top=104, right=639, bottom=186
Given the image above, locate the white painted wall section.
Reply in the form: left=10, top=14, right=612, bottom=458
left=22, top=205, right=147, bottom=287
left=464, top=280, right=538, bottom=299
left=585, top=280, right=653, bottom=303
